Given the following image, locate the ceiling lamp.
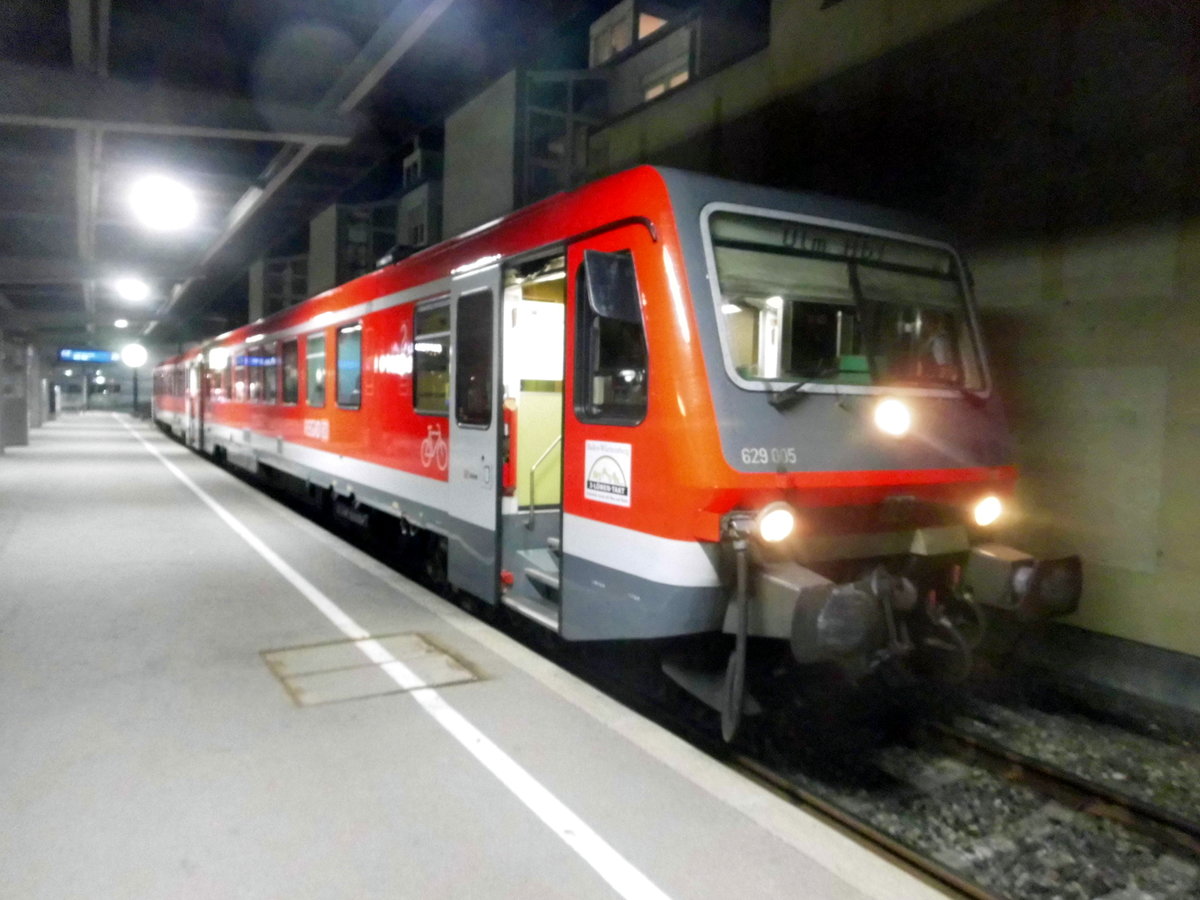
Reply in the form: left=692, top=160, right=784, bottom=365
left=129, top=174, right=197, bottom=231
left=114, top=277, right=150, bottom=302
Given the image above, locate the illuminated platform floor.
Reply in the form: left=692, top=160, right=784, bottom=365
left=0, top=413, right=947, bottom=899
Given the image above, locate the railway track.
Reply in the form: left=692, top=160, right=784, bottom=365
left=924, top=720, right=1200, bottom=860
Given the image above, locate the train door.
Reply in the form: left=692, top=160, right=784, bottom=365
left=497, top=253, right=567, bottom=631
left=560, top=223, right=655, bottom=641
left=185, top=358, right=204, bottom=450
left=445, top=264, right=502, bottom=602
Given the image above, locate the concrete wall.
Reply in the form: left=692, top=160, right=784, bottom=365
left=973, top=224, right=1200, bottom=655
left=581, top=0, right=1200, bottom=657
left=443, top=71, right=518, bottom=237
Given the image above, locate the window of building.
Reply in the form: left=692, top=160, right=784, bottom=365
left=306, top=333, right=326, bottom=407
left=638, top=12, right=666, bottom=39
left=642, top=54, right=689, bottom=102
left=454, top=290, right=493, bottom=427
left=264, top=255, right=308, bottom=315
left=589, top=9, right=633, bottom=66
left=574, top=250, right=647, bottom=424
left=403, top=203, right=429, bottom=248
left=341, top=203, right=398, bottom=282
left=336, top=324, right=362, bottom=409
left=413, top=299, right=450, bottom=415
left=403, top=154, right=422, bottom=188
left=281, top=340, right=299, bottom=404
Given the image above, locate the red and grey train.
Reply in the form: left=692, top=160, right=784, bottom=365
left=154, top=166, right=1080, bottom=737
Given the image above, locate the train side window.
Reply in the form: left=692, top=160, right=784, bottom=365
left=306, top=333, right=326, bottom=407
left=262, top=342, right=279, bottom=404
left=233, top=349, right=248, bottom=402
left=454, top=290, right=493, bottom=428
left=574, top=250, right=648, bottom=424
left=281, top=340, right=299, bottom=404
left=247, top=346, right=262, bottom=403
left=336, top=323, right=362, bottom=409
left=414, top=299, right=450, bottom=415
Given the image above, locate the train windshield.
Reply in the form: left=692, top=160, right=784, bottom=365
left=706, top=211, right=985, bottom=391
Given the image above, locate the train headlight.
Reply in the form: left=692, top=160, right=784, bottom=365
left=756, top=502, right=797, bottom=543
left=973, top=495, right=1003, bottom=527
left=874, top=398, right=911, bottom=437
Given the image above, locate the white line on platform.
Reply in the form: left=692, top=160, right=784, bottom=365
left=118, top=416, right=671, bottom=900
left=232, top=445, right=952, bottom=900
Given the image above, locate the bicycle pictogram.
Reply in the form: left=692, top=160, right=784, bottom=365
left=420, top=423, right=449, bottom=471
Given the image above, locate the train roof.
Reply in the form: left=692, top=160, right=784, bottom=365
left=157, top=165, right=958, bottom=370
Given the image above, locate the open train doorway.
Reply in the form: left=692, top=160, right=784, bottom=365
left=498, top=252, right=566, bottom=630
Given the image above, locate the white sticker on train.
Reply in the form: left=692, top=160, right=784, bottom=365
left=584, top=441, right=631, bottom=507
left=303, top=418, right=330, bottom=441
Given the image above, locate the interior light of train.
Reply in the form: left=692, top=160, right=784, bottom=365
left=974, top=495, right=1003, bottom=527
left=874, top=398, right=912, bottom=437
left=451, top=254, right=502, bottom=277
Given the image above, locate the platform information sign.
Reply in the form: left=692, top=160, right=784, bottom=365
left=58, top=349, right=120, bottom=363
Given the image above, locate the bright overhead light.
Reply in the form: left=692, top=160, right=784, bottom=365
left=129, top=174, right=197, bottom=231
left=114, top=318, right=129, bottom=329
left=94, top=374, right=106, bottom=385
left=721, top=303, right=742, bottom=314
left=766, top=295, right=784, bottom=309
left=64, top=369, right=73, bottom=377
left=114, top=277, right=150, bottom=302
left=120, top=343, right=149, bottom=368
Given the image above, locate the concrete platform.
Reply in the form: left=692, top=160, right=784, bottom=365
left=0, top=413, right=949, bottom=899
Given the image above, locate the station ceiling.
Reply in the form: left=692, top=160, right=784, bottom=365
left=0, top=0, right=611, bottom=350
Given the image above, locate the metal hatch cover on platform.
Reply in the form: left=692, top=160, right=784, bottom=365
left=262, top=632, right=479, bottom=706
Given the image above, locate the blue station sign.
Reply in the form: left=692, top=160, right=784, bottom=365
left=59, top=348, right=121, bottom=363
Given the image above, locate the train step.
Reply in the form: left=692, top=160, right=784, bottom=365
left=501, top=591, right=560, bottom=632
left=524, top=566, right=561, bottom=597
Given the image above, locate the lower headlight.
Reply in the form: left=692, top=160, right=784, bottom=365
left=756, top=502, right=797, bottom=543
left=973, top=495, right=1003, bottom=527
left=874, top=398, right=912, bottom=436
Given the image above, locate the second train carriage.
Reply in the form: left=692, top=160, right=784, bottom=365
left=154, top=166, right=1081, bottom=736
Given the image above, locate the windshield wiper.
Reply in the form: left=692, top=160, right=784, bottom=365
left=767, top=366, right=841, bottom=411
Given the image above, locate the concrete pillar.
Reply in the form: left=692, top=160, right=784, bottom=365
left=248, top=258, right=266, bottom=323
left=25, top=345, right=43, bottom=429
left=308, top=205, right=339, bottom=296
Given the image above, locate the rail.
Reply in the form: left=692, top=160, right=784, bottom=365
left=526, top=434, right=562, bottom=529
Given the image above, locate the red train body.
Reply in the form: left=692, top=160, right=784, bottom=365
left=154, top=166, right=1079, bottom=734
